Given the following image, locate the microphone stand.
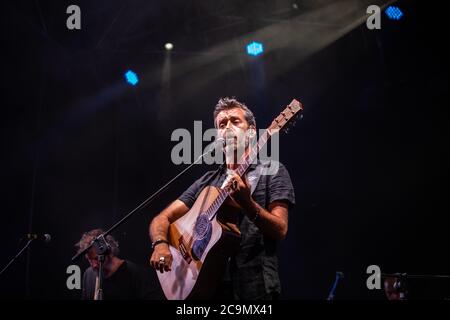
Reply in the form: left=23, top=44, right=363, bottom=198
left=71, top=139, right=223, bottom=299
left=327, top=271, right=344, bottom=300
left=381, top=273, right=450, bottom=300
left=0, top=239, right=34, bottom=277
left=381, top=273, right=450, bottom=280
left=92, top=234, right=110, bottom=300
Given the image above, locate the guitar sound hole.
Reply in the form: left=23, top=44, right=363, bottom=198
left=194, top=214, right=210, bottom=239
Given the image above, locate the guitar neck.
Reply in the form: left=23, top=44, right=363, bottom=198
left=205, top=98, right=303, bottom=221
left=206, top=130, right=270, bottom=220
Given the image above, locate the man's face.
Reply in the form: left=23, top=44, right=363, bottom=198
left=215, top=108, right=252, bottom=159
left=85, top=248, right=111, bottom=272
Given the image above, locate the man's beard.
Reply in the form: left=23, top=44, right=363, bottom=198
left=223, top=130, right=249, bottom=165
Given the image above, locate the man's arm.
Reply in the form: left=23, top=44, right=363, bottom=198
left=149, top=199, right=190, bottom=272
left=246, top=200, right=289, bottom=240
left=227, top=173, right=289, bottom=240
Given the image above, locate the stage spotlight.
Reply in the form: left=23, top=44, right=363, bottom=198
left=246, top=41, right=264, bottom=56
left=385, top=6, right=403, bottom=20
left=124, top=70, right=139, bottom=86
left=165, top=43, right=174, bottom=51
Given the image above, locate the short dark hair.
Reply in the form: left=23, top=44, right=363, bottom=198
left=213, top=97, right=256, bottom=128
left=75, top=229, right=120, bottom=256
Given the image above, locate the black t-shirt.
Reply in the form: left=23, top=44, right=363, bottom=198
left=81, top=260, right=164, bottom=300
left=178, top=160, right=295, bottom=299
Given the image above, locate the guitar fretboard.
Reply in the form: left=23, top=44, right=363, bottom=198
left=206, top=130, right=270, bottom=220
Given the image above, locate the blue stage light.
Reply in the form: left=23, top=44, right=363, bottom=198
left=385, top=6, right=403, bottom=20
left=124, top=70, right=139, bottom=86
left=246, top=42, right=264, bottom=56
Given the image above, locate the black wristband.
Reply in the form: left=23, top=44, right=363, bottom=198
left=152, top=239, right=169, bottom=249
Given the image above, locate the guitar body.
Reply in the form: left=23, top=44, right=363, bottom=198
left=157, top=186, right=241, bottom=300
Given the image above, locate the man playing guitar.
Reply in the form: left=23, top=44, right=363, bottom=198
left=149, top=97, right=296, bottom=300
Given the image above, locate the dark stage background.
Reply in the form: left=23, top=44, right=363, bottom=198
left=1, top=0, right=449, bottom=300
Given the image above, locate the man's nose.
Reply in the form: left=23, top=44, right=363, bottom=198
left=225, top=120, right=233, bottom=129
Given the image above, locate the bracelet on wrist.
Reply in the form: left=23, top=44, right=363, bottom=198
left=250, top=206, right=260, bottom=223
left=152, top=239, right=169, bottom=249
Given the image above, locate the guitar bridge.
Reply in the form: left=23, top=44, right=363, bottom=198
left=178, top=236, right=192, bottom=264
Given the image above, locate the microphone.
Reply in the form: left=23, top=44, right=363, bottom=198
left=204, top=138, right=225, bottom=154
left=26, top=233, right=51, bottom=243
left=215, top=137, right=226, bottom=148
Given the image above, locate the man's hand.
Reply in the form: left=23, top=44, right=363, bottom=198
left=149, top=200, right=190, bottom=273
left=226, top=173, right=257, bottom=215
left=226, top=172, right=289, bottom=240
left=150, top=243, right=173, bottom=273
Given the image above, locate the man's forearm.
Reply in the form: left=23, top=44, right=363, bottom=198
left=149, top=200, right=190, bottom=243
left=149, top=215, right=170, bottom=242
left=242, top=200, right=288, bottom=240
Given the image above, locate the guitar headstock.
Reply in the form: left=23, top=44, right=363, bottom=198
left=268, top=99, right=304, bottom=135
